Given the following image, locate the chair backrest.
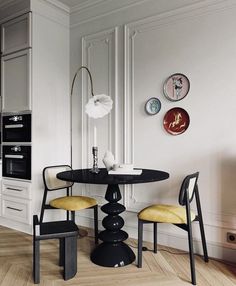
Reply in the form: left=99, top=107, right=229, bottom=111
left=178, top=172, right=199, bottom=206
left=43, top=165, right=73, bottom=191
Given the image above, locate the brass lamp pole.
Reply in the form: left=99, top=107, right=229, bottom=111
left=70, top=66, right=94, bottom=98
left=70, top=66, right=95, bottom=167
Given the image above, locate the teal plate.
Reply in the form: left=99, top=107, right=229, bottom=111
left=145, top=97, right=161, bottom=115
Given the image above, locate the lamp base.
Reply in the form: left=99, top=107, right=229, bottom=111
left=90, top=146, right=100, bottom=174
left=90, top=167, right=100, bottom=174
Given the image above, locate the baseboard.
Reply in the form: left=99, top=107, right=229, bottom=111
left=0, top=217, right=32, bottom=234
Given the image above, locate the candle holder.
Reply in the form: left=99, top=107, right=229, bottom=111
left=90, top=146, right=100, bottom=174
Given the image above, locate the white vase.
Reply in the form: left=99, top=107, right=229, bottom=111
left=102, top=151, right=115, bottom=171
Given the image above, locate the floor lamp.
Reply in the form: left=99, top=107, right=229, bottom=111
left=70, top=66, right=113, bottom=171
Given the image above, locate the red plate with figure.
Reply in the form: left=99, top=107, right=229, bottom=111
left=163, top=107, right=190, bottom=135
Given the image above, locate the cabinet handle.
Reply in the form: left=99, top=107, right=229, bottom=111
left=5, top=124, right=24, bottom=128
left=6, top=187, right=23, bottom=192
left=5, top=155, right=24, bottom=159
left=6, top=206, right=23, bottom=212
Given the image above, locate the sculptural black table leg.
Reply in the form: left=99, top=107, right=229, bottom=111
left=90, top=184, right=135, bottom=267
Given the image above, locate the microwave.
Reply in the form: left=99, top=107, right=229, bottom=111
left=2, top=114, right=31, bottom=143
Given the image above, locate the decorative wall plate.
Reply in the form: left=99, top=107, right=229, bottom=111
left=163, top=73, right=190, bottom=101
left=145, top=97, right=161, bottom=115
left=163, top=107, right=190, bottom=135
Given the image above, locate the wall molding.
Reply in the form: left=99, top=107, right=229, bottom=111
left=44, top=0, right=70, bottom=13
left=70, top=0, right=108, bottom=14
left=68, top=0, right=236, bottom=263
left=31, top=0, right=70, bottom=28
left=123, top=0, right=236, bottom=210
left=123, top=0, right=236, bottom=228
left=204, top=211, right=236, bottom=229
left=70, top=0, right=149, bottom=27
left=81, top=27, right=119, bottom=201
left=69, top=0, right=236, bottom=28
left=124, top=0, right=236, bottom=33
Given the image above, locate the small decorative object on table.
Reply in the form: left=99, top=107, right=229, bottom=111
left=102, top=151, right=115, bottom=171
left=90, top=126, right=100, bottom=173
left=90, top=146, right=100, bottom=173
left=108, top=164, right=142, bottom=175
left=163, top=73, right=190, bottom=101
left=145, top=97, right=161, bottom=115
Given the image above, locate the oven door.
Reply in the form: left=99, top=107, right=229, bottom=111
left=2, top=145, right=31, bottom=180
left=2, top=114, right=31, bottom=142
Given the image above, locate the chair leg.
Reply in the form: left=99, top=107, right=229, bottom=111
left=137, top=219, right=143, bottom=268
left=59, top=238, right=65, bottom=267
left=187, top=225, right=196, bottom=285
left=154, top=222, right=157, bottom=253
left=198, top=217, right=209, bottom=262
left=66, top=187, right=70, bottom=221
left=195, top=189, right=209, bottom=262
left=71, top=211, right=75, bottom=222
left=63, top=236, right=78, bottom=280
left=66, top=210, right=70, bottom=221
left=94, top=205, right=99, bottom=244
left=33, top=239, right=40, bottom=284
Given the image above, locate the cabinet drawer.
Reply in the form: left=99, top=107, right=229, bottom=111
left=2, top=179, right=31, bottom=199
left=1, top=13, right=31, bottom=55
left=2, top=195, right=31, bottom=224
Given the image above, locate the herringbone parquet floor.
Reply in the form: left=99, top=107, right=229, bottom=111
left=0, top=225, right=235, bottom=285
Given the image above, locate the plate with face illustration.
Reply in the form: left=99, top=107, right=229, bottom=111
left=163, top=107, right=190, bottom=135
left=145, top=97, right=161, bottom=115
left=163, top=73, right=190, bottom=101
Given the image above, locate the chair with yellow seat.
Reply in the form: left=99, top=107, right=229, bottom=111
left=40, top=165, right=98, bottom=244
left=137, top=172, right=208, bottom=285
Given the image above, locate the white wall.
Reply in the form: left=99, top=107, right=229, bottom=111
left=70, top=0, right=236, bottom=262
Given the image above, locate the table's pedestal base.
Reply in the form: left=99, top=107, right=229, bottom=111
left=90, top=242, right=135, bottom=267
left=91, top=184, right=135, bottom=267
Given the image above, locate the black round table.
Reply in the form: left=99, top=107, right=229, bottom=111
left=57, top=168, right=169, bottom=268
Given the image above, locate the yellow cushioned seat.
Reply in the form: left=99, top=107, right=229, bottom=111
left=50, top=196, right=97, bottom=211
left=138, top=204, right=196, bottom=224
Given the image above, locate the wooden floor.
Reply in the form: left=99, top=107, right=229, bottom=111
left=0, top=225, right=235, bottom=286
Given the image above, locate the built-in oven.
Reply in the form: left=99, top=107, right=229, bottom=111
left=2, top=114, right=31, bottom=143
left=2, top=145, right=31, bottom=180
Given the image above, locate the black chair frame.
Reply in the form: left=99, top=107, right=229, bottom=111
left=33, top=215, right=79, bottom=284
left=40, top=165, right=72, bottom=223
left=40, top=165, right=99, bottom=244
left=138, top=172, right=209, bottom=285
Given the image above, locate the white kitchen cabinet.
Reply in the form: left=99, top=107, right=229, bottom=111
left=1, top=49, right=31, bottom=113
left=0, top=2, right=70, bottom=234
left=1, top=195, right=31, bottom=224
left=1, top=179, right=31, bottom=224
left=1, top=12, right=31, bottom=56
left=2, top=179, right=31, bottom=200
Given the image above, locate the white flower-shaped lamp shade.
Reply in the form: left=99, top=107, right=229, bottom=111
left=85, top=94, right=113, bottom=119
